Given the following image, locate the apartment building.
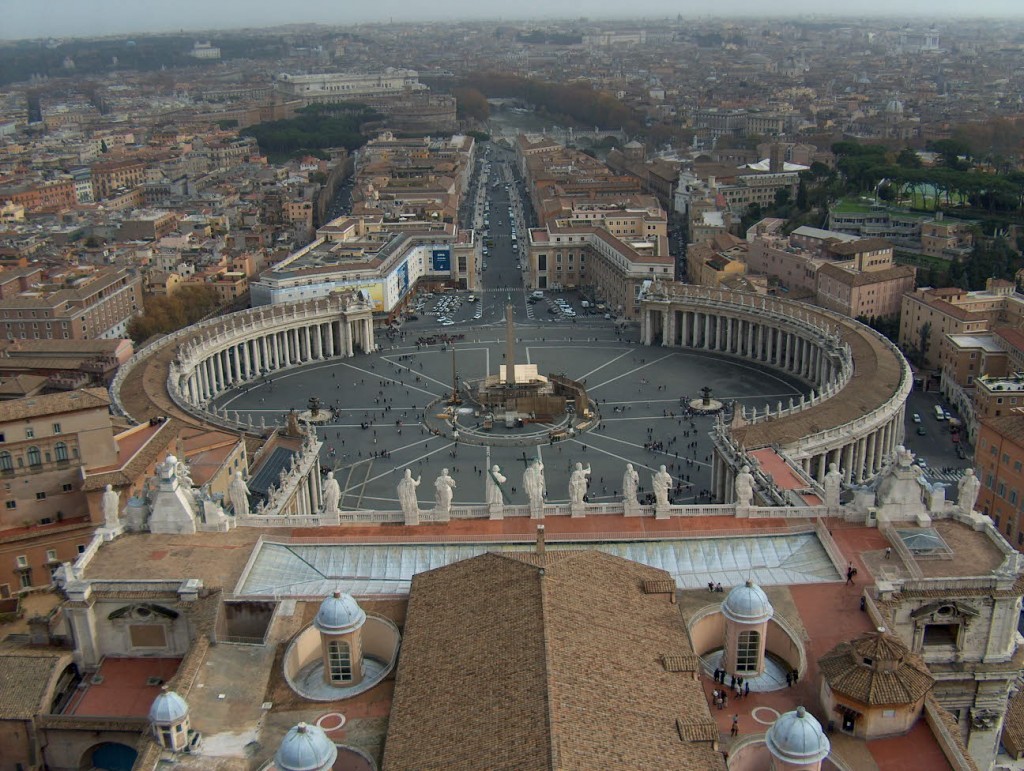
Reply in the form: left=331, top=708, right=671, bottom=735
left=899, top=280, right=1024, bottom=372
left=250, top=215, right=478, bottom=310
left=90, top=160, right=146, bottom=201
left=526, top=224, right=673, bottom=318
left=275, top=70, right=427, bottom=102
left=0, top=266, right=143, bottom=341
left=975, top=413, right=1024, bottom=551
left=0, top=178, right=77, bottom=212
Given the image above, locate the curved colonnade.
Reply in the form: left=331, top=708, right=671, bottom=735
left=110, top=294, right=374, bottom=432
left=639, top=285, right=913, bottom=496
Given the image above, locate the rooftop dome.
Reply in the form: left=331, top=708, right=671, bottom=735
left=275, top=722, right=338, bottom=771
left=314, top=591, right=366, bottom=635
left=765, top=706, right=831, bottom=765
left=721, top=580, right=774, bottom=624
left=148, top=689, right=188, bottom=724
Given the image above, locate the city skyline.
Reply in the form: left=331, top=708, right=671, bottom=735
left=5, top=1, right=1024, bottom=41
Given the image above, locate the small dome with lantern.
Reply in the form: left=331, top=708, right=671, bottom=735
left=274, top=722, right=338, bottom=771
left=722, top=580, right=774, bottom=624
left=148, top=689, right=188, bottom=724
left=766, top=706, right=831, bottom=765
left=314, top=591, right=366, bottom=635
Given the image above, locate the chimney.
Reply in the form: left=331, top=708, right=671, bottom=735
left=27, top=615, right=50, bottom=646
left=536, top=524, right=546, bottom=555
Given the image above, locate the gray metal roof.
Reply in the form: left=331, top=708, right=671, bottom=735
left=236, top=532, right=840, bottom=597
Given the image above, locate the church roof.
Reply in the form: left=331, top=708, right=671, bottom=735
left=383, top=550, right=725, bottom=771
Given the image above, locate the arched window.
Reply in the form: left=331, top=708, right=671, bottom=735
left=736, top=630, right=760, bottom=673
left=54, top=442, right=68, bottom=462
left=327, top=639, right=353, bottom=682
left=26, top=446, right=41, bottom=467
left=0, top=452, right=11, bottom=471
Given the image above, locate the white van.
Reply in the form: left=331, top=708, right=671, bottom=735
left=531, top=290, right=544, bottom=299
left=933, top=405, right=945, bottom=421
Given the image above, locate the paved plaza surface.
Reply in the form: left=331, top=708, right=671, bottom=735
left=214, top=319, right=811, bottom=510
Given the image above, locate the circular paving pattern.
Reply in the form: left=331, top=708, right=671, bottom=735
left=752, top=706, right=782, bottom=726
left=214, top=325, right=810, bottom=510
left=316, top=712, right=347, bottom=732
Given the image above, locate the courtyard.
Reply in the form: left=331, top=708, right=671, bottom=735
left=213, top=317, right=810, bottom=511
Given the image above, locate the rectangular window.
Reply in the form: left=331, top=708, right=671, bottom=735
left=5, top=500, right=15, bottom=510
left=327, top=640, right=353, bottom=682
left=52, top=423, right=61, bottom=434
left=24, top=427, right=33, bottom=439
left=62, top=483, right=72, bottom=492
left=46, top=549, right=57, bottom=561
left=1012, top=490, right=1019, bottom=506
left=735, top=630, right=760, bottom=673
left=16, top=555, right=27, bottom=568
left=35, top=492, right=46, bottom=501
left=999, top=483, right=1006, bottom=498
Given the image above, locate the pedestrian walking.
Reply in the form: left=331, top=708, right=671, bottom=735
left=744, top=682, right=750, bottom=697
left=731, top=715, right=739, bottom=737
left=884, top=546, right=892, bottom=559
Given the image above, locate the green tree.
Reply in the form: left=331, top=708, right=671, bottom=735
left=896, top=147, right=922, bottom=168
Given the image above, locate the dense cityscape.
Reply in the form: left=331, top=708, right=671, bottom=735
left=1, top=13, right=1024, bottom=771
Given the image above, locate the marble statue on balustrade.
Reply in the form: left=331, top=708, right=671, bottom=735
left=957, top=469, right=981, bottom=515
left=101, top=484, right=121, bottom=530
left=823, top=463, right=843, bottom=510
left=434, top=468, right=457, bottom=520
left=623, top=463, right=641, bottom=516
left=569, top=462, right=591, bottom=516
left=652, top=465, right=673, bottom=519
left=229, top=471, right=251, bottom=517
left=523, top=459, right=546, bottom=519
left=872, top=445, right=932, bottom=524
left=148, top=454, right=198, bottom=535
left=486, top=464, right=506, bottom=519
left=322, top=471, right=341, bottom=516
left=735, top=465, right=755, bottom=508
left=398, top=469, right=422, bottom=524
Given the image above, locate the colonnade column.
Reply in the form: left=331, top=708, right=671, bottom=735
left=213, top=354, right=223, bottom=395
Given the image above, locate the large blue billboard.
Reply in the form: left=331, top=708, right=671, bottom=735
left=397, top=260, right=410, bottom=297
left=431, top=249, right=451, bottom=272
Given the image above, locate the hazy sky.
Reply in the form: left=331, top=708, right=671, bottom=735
left=4, top=0, right=1023, bottom=41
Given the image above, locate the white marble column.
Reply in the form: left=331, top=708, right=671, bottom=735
left=213, top=354, right=223, bottom=394
left=303, top=326, right=312, bottom=361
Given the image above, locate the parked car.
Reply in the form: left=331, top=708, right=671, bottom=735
left=912, top=413, right=921, bottom=423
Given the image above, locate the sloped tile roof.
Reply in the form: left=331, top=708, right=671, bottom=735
left=0, top=651, right=72, bottom=719
left=819, top=630, right=934, bottom=707
left=383, top=550, right=725, bottom=771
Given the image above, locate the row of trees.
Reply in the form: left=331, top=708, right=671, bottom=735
left=127, top=285, right=221, bottom=344
left=832, top=141, right=1024, bottom=215
left=460, top=73, right=640, bottom=132
left=240, top=104, right=379, bottom=157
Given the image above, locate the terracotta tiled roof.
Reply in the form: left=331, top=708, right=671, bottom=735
left=383, top=550, right=725, bottom=771
left=818, top=629, right=933, bottom=706
left=81, top=418, right=177, bottom=491
left=1002, top=687, right=1024, bottom=758
left=0, top=651, right=73, bottom=719
left=0, top=386, right=109, bottom=423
